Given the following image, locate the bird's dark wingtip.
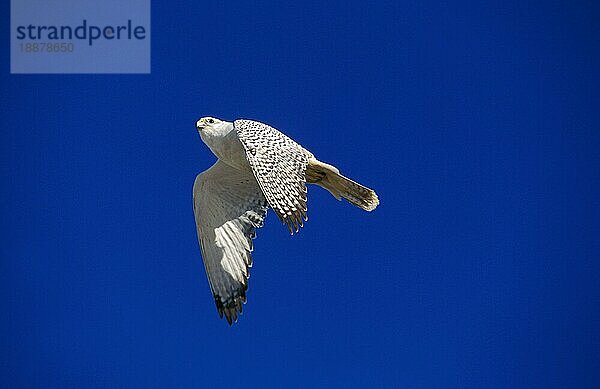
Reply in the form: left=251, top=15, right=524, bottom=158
left=214, top=292, right=246, bottom=326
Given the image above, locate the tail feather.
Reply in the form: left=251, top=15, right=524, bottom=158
left=306, top=158, right=379, bottom=211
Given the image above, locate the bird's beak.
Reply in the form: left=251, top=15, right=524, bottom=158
left=196, top=119, right=204, bottom=130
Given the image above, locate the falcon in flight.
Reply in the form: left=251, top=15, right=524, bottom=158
left=193, top=117, right=379, bottom=324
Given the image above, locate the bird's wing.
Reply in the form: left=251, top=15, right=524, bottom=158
left=234, top=119, right=311, bottom=233
left=193, top=160, right=268, bottom=325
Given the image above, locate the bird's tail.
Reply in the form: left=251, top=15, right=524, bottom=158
left=305, top=158, right=379, bottom=211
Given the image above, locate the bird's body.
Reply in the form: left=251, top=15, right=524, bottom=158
left=193, top=117, right=379, bottom=324
left=198, top=120, right=250, bottom=172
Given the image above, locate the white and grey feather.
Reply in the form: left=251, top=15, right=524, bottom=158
left=193, top=117, right=379, bottom=325
left=234, top=119, right=312, bottom=234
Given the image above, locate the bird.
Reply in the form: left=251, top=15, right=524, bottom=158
left=193, top=117, right=379, bottom=325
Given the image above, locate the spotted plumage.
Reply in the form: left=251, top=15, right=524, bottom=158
left=193, top=117, right=379, bottom=325
left=234, top=119, right=311, bottom=233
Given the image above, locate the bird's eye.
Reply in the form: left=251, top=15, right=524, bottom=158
left=208, top=119, right=214, bottom=124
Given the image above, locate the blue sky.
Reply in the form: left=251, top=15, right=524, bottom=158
left=1, top=1, right=599, bottom=388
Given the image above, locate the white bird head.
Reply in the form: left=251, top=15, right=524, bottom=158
left=196, top=116, right=236, bottom=159
left=196, top=116, right=225, bottom=134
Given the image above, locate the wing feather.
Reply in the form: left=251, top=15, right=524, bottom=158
left=193, top=160, right=268, bottom=325
left=234, top=119, right=311, bottom=233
